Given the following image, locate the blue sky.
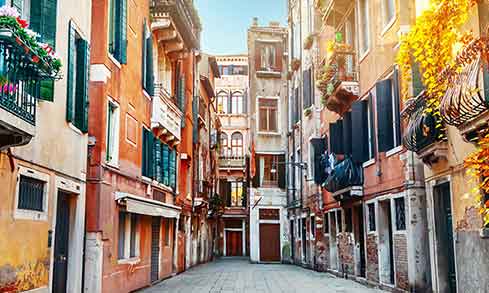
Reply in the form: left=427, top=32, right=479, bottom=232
left=195, top=0, right=287, bottom=55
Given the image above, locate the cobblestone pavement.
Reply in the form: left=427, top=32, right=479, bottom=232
left=138, top=258, right=387, bottom=293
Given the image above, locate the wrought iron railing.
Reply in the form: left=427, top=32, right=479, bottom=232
left=403, top=95, right=444, bottom=153
left=219, top=155, right=245, bottom=168
left=0, top=42, right=41, bottom=125
left=323, top=157, right=363, bottom=194
left=440, top=41, right=489, bottom=127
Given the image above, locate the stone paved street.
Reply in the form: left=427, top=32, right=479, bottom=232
left=138, top=258, right=386, bottom=293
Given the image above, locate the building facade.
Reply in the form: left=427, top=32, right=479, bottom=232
left=248, top=19, right=289, bottom=263
left=213, top=54, right=250, bottom=257
left=84, top=0, right=201, bottom=291
left=0, top=0, right=90, bottom=292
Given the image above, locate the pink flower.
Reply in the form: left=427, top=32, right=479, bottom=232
left=0, top=5, right=20, bottom=18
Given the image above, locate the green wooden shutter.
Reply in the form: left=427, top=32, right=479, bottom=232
left=154, top=139, right=162, bottom=182
left=146, top=34, right=154, bottom=94
left=277, top=154, right=286, bottom=189
left=74, top=39, right=90, bottom=133
left=178, top=76, right=186, bottom=128
left=376, top=79, right=394, bottom=152
left=393, top=68, right=402, bottom=146
left=169, top=149, right=176, bottom=190
left=142, top=20, right=147, bottom=90
left=115, top=0, right=127, bottom=63
left=162, top=144, right=170, bottom=186
left=66, top=20, right=76, bottom=122
left=12, top=0, right=23, bottom=15
left=142, top=128, right=148, bottom=177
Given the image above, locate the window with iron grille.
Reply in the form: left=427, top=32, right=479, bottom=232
left=18, top=175, right=45, bottom=211
left=323, top=213, right=329, bottom=234
left=395, top=197, right=406, bottom=231
left=368, top=203, right=376, bottom=232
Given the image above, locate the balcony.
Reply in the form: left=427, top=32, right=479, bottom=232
left=317, top=43, right=359, bottom=116
left=219, top=156, right=246, bottom=169
left=402, top=93, right=448, bottom=165
left=150, top=0, right=201, bottom=53
left=151, top=84, right=182, bottom=145
left=323, top=157, right=363, bottom=201
left=0, top=23, right=61, bottom=150
left=440, top=38, right=489, bottom=134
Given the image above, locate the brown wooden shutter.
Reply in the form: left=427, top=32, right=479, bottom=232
left=275, top=43, right=283, bottom=72
left=255, top=42, right=262, bottom=71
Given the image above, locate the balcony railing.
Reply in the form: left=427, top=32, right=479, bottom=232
left=440, top=39, right=489, bottom=127
left=150, top=0, right=201, bottom=49
left=323, top=157, right=363, bottom=200
left=219, top=156, right=246, bottom=168
left=151, top=83, right=182, bottom=143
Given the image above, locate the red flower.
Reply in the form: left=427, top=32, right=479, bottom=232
left=16, top=17, right=28, bottom=28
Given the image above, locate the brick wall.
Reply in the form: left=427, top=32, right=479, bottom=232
left=366, top=234, right=379, bottom=282
left=338, top=232, right=355, bottom=275
left=394, top=234, right=408, bottom=290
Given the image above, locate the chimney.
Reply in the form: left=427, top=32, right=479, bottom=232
left=252, top=17, right=258, bottom=27
left=269, top=21, right=280, bottom=27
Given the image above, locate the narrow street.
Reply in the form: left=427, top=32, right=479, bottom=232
left=138, top=259, right=385, bottom=293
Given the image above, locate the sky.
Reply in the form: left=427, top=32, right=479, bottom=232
left=194, top=0, right=287, bottom=55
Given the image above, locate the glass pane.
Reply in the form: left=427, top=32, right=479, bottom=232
left=259, top=108, right=267, bottom=131
left=269, top=109, right=278, bottom=132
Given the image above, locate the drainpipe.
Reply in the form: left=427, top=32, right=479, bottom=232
left=298, top=0, right=304, bottom=211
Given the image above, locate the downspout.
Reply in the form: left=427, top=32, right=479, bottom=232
left=299, top=0, right=303, bottom=210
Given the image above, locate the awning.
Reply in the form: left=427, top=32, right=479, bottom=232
left=115, top=192, right=181, bottom=219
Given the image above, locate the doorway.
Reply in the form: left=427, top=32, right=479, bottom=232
left=433, top=182, right=457, bottom=293
left=225, top=230, right=242, bottom=256
left=53, top=192, right=71, bottom=293
left=151, top=217, right=161, bottom=283
left=378, top=200, right=394, bottom=285
left=329, top=212, right=338, bottom=270
left=259, top=223, right=281, bottom=262
left=290, top=220, right=295, bottom=260
left=301, top=218, right=307, bottom=262
left=354, top=205, right=366, bottom=277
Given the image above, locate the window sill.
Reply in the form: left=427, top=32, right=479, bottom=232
left=117, top=257, right=140, bottom=265
left=257, top=131, right=281, bottom=136
left=362, top=158, right=375, bottom=168
left=385, top=145, right=403, bottom=158
left=14, top=209, right=48, bottom=221
left=256, top=71, right=282, bottom=78
left=68, top=123, right=83, bottom=136
left=105, top=161, right=120, bottom=170
left=380, top=16, right=397, bottom=37
left=108, top=53, right=122, bottom=69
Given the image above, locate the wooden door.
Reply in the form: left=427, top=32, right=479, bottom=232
left=225, top=231, right=242, bottom=256
left=53, top=192, right=70, bottom=293
left=259, top=224, right=280, bottom=262
left=150, top=217, right=161, bottom=283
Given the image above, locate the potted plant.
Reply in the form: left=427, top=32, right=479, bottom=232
left=304, top=34, right=314, bottom=50
left=291, top=58, right=301, bottom=71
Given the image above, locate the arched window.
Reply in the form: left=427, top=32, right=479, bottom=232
left=217, top=92, right=228, bottom=114
left=220, top=132, right=228, bottom=157
left=231, top=92, right=243, bottom=114
left=231, top=132, right=243, bottom=158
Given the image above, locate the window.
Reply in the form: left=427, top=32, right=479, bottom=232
left=262, top=155, right=279, bottom=186
left=395, top=197, right=406, bottom=231
left=337, top=210, right=343, bottom=232
left=142, top=128, right=177, bottom=190
left=382, top=0, right=395, bottom=28
left=368, top=203, right=376, bottom=232
left=118, top=212, right=139, bottom=260
left=323, top=213, right=329, bottom=234
left=108, top=0, right=127, bottom=63
left=18, top=175, right=45, bottom=211
left=260, top=44, right=276, bottom=71
left=230, top=181, right=244, bottom=207
left=220, top=132, right=228, bottom=157
left=141, top=19, right=154, bottom=94
left=310, top=216, right=316, bottom=239
left=358, top=0, right=370, bottom=56
left=66, top=21, right=90, bottom=132
left=297, top=218, right=301, bottom=238
left=376, top=71, right=401, bottom=152
left=345, top=208, right=353, bottom=233
left=231, top=65, right=248, bottom=75
left=258, top=98, right=278, bottom=132
left=221, top=66, right=229, bottom=75
left=217, top=92, right=228, bottom=114
left=231, top=92, right=244, bottom=114
left=106, top=100, right=120, bottom=165
left=231, top=132, right=243, bottom=157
